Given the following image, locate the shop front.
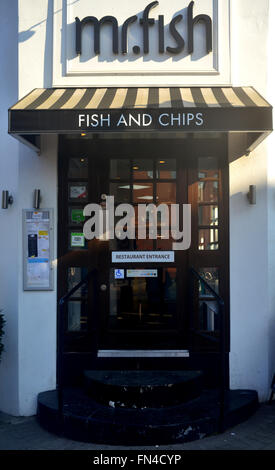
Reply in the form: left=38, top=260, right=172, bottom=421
left=1, top=0, right=274, bottom=445
left=8, top=84, right=272, bottom=442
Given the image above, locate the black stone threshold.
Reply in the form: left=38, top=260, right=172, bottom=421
left=84, top=370, right=204, bottom=407
left=37, top=388, right=259, bottom=446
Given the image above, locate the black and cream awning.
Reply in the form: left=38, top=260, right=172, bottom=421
left=9, top=86, right=272, bottom=152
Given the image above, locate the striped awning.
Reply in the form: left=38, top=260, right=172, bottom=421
left=8, top=87, right=272, bottom=152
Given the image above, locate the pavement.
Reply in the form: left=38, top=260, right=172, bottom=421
left=0, top=401, right=275, bottom=451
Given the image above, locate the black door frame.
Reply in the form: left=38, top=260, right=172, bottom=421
left=95, top=150, right=188, bottom=350
left=57, top=133, right=229, bottom=384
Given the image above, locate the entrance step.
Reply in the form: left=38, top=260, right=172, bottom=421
left=83, top=370, right=204, bottom=407
left=37, top=387, right=259, bottom=445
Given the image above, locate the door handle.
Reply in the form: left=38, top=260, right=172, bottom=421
left=100, top=284, right=107, bottom=292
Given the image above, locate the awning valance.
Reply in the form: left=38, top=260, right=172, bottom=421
left=8, top=86, right=272, bottom=154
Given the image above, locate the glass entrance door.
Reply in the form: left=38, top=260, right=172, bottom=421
left=109, top=267, right=177, bottom=331
left=58, top=135, right=229, bottom=355
left=101, top=156, right=184, bottom=348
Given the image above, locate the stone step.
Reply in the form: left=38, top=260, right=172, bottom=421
left=83, top=370, right=204, bottom=407
left=37, top=387, right=259, bottom=445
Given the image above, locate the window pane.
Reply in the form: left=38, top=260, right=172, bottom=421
left=68, top=156, right=88, bottom=178
left=198, top=205, right=219, bottom=226
left=135, top=237, right=154, bottom=250
left=133, top=207, right=154, bottom=250
left=109, top=214, right=135, bottom=249
left=198, top=228, right=219, bottom=250
left=109, top=237, right=134, bottom=251
left=156, top=159, right=176, bottom=179
left=198, top=156, right=218, bottom=172
left=199, top=300, right=219, bottom=331
left=163, top=268, right=177, bottom=308
left=133, top=183, right=153, bottom=203
left=67, top=300, right=87, bottom=331
left=68, top=267, right=88, bottom=295
left=109, top=267, right=176, bottom=330
left=156, top=182, right=176, bottom=204
left=110, top=159, right=130, bottom=180
left=199, top=267, right=219, bottom=295
left=157, top=237, right=173, bottom=250
left=109, top=182, right=131, bottom=203
left=198, top=181, right=218, bottom=203
left=132, top=160, right=154, bottom=179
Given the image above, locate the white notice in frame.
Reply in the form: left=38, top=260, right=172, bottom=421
left=112, top=251, right=174, bottom=263
left=127, top=269, right=158, bottom=278
left=23, top=209, right=54, bottom=291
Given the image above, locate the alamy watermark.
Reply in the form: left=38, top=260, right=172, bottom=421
left=83, top=196, right=191, bottom=251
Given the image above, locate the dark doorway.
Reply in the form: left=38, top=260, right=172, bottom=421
left=58, top=133, right=229, bottom=382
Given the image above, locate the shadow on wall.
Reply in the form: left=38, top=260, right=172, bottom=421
left=18, top=0, right=80, bottom=43
left=18, top=0, right=79, bottom=88
left=66, top=6, right=209, bottom=64
left=18, top=0, right=210, bottom=78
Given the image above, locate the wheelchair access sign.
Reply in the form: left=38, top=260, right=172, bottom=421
left=114, top=269, right=125, bottom=279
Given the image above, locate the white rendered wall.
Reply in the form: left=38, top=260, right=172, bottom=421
left=15, top=0, right=57, bottom=415
left=17, top=135, right=58, bottom=415
left=1, top=0, right=274, bottom=415
left=229, top=0, right=272, bottom=401
left=0, top=1, right=20, bottom=415
left=267, top=0, right=275, bottom=397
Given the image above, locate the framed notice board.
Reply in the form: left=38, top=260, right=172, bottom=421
left=23, top=209, right=54, bottom=291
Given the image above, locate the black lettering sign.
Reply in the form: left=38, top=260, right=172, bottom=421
left=75, top=1, right=212, bottom=57
left=75, top=16, right=119, bottom=55
left=188, top=1, right=212, bottom=54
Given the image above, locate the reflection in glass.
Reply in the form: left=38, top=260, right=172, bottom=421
left=199, top=267, right=219, bottom=294
left=199, top=300, right=219, bottom=331
left=110, top=159, right=130, bottom=180
left=109, top=237, right=133, bottom=251
left=198, top=181, right=218, bottom=203
left=132, top=160, right=153, bottom=179
left=68, top=267, right=88, bottom=295
left=157, top=237, right=173, bottom=250
left=68, top=157, right=88, bottom=178
left=135, top=237, right=154, bottom=250
left=198, top=205, right=218, bottom=226
left=133, top=183, right=153, bottom=203
left=198, top=228, right=218, bottom=250
left=198, top=267, right=220, bottom=330
left=109, top=182, right=131, bottom=203
left=109, top=268, right=176, bottom=330
left=156, top=159, right=176, bottom=179
left=67, top=300, right=87, bottom=331
left=156, top=182, right=176, bottom=204
left=198, top=157, right=218, bottom=172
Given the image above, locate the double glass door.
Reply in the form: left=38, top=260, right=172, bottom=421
left=102, top=155, right=184, bottom=348
left=58, top=135, right=228, bottom=353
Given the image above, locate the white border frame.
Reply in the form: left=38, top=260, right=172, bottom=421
left=52, top=0, right=231, bottom=87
